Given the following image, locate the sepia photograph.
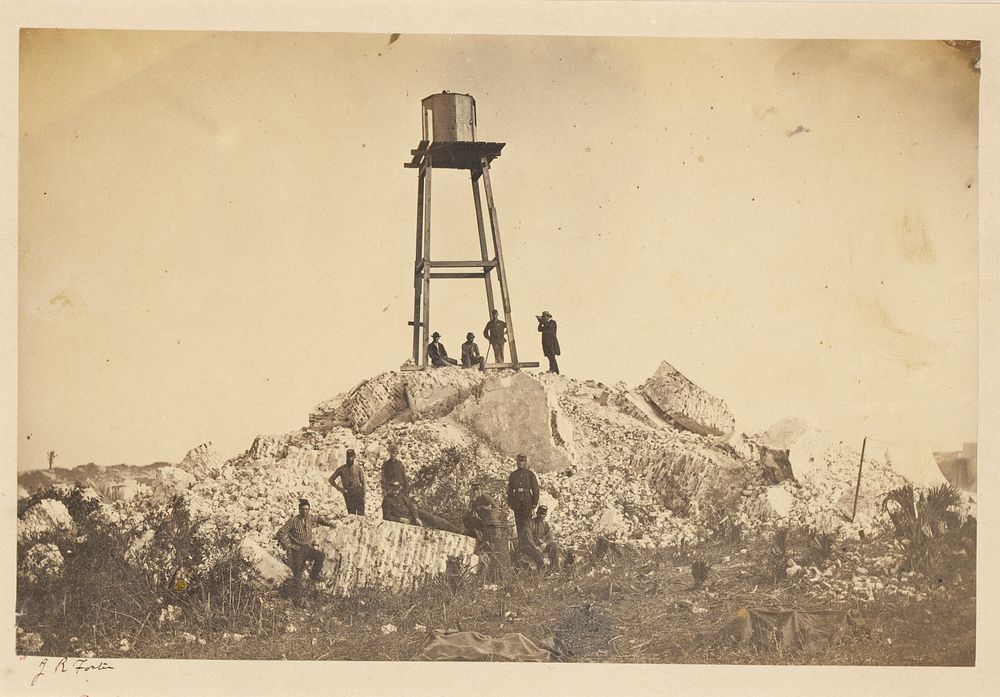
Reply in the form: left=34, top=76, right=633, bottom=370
left=5, top=2, right=998, bottom=695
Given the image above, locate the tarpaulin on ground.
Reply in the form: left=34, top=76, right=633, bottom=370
left=415, top=630, right=553, bottom=662
left=721, top=607, right=852, bottom=652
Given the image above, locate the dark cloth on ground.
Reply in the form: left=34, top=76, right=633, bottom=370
left=416, top=630, right=552, bottom=662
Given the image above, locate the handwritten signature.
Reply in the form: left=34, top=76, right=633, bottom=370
left=30, top=656, right=114, bottom=686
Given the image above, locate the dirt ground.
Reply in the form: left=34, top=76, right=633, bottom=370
left=48, top=534, right=973, bottom=665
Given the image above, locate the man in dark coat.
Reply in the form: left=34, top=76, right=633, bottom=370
left=381, top=480, right=422, bottom=526
left=506, top=453, right=540, bottom=542
left=483, top=309, right=508, bottom=363
left=461, top=332, right=487, bottom=371
left=536, top=310, right=560, bottom=374
left=381, top=443, right=408, bottom=493
left=428, top=331, right=458, bottom=367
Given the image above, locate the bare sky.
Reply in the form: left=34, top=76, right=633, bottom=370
left=18, top=31, right=979, bottom=470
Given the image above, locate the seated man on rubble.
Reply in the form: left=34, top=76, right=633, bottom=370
left=427, top=332, right=458, bottom=367
left=462, top=483, right=499, bottom=540
left=520, top=505, right=561, bottom=572
left=381, top=480, right=423, bottom=526
left=460, top=332, right=487, bottom=371
left=275, top=498, right=328, bottom=599
left=382, top=480, right=463, bottom=534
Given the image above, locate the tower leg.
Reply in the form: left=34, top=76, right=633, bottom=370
left=411, top=166, right=426, bottom=364
left=471, top=171, right=497, bottom=320
left=420, top=159, right=433, bottom=367
left=480, top=158, right=519, bottom=366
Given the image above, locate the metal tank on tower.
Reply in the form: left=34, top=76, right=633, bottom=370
left=401, top=92, right=538, bottom=370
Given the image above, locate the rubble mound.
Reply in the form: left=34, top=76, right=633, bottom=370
left=639, top=361, right=736, bottom=436
left=33, top=359, right=972, bottom=595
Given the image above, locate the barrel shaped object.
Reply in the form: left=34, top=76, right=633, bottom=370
left=422, top=92, right=477, bottom=142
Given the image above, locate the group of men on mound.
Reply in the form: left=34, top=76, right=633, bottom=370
left=275, top=447, right=561, bottom=596
left=426, top=308, right=561, bottom=374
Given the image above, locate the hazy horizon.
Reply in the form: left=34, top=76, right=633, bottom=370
left=18, top=31, right=979, bottom=471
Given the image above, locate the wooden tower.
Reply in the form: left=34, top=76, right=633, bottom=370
left=402, top=92, right=538, bottom=371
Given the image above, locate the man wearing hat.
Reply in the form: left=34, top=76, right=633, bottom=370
left=427, top=332, right=458, bottom=367
left=381, top=442, right=409, bottom=494
left=506, top=454, right=540, bottom=543
left=381, top=480, right=423, bottom=526
left=461, top=331, right=487, bottom=371
left=521, top=505, right=561, bottom=572
left=329, top=448, right=366, bottom=515
left=276, top=498, right=327, bottom=596
left=483, top=309, right=508, bottom=363
left=536, top=311, right=560, bottom=374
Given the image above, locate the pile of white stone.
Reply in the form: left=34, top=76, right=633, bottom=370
left=540, top=465, right=707, bottom=550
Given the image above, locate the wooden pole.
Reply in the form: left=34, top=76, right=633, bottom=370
left=411, top=165, right=426, bottom=363
left=420, top=158, right=433, bottom=367
left=851, top=437, right=867, bottom=523
left=480, top=157, right=519, bottom=365
left=471, top=171, right=497, bottom=319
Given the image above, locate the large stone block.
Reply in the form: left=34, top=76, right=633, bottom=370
left=310, top=369, right=489, bottom=436
left=639, top=362, right=735, bottom=436
left=451, top=371, right=572, bottom=473
left=178, top=442, right=223, bottom=478
left=310, top=372, right=408, bottom=435
left=314, top=515, right=477, bottom=595
left=629, top=440, right=750, bottom=517
left=402, top=368, right=487, bottom=421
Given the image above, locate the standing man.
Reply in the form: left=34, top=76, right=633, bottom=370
left=428, top=332, right=458, bottom=367
left=461, top=332, right=487, bottom=371
left=506, top=453, right=539, bottom=543
left=521, top=505, right=561, bottom=572
left=536, top=310, right=560, bottom=374
left=275, top=498, right=326, bottom=597
left=381, top=443, right=408, bottom=493
left=329, top=448, right=366, bottom=515
left=483, top=309, right=508, bottom=363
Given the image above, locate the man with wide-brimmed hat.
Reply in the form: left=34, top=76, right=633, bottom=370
left=427, top=331, right=458, bottom=367
left=536, top=310, right=560, bottom=374
left=276, top=498, right=327, bottom=597
left=461, top=331, right=487, bottom=371
left=521, top=504, right=561, bottom=572
left=506, top=453, right=540, bottom=543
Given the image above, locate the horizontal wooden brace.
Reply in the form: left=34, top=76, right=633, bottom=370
left=430, top=272, right=487, bottom=279
left=427, top=259, right=498, bottom=269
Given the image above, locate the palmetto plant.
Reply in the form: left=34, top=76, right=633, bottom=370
left=881, top=483, right=962, bottom=576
